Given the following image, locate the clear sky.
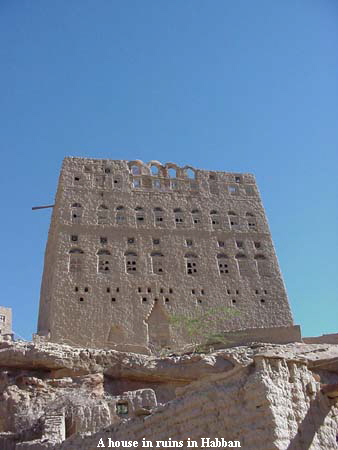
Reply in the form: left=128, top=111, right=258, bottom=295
left=0, top=0, right=337, bottom=340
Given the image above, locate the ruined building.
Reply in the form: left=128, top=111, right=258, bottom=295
left=37, top=158, right=296, bottom=352
left=0, top=306, right=12, bottom=340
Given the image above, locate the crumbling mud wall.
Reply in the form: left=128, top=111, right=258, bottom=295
left=0, top=340, right=337, bottom=449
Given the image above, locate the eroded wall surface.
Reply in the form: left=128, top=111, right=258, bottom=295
left=37, top=157, right=293, bottom=351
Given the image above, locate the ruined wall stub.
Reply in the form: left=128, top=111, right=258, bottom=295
left=0, top=306, right=12, bottom=336
left=37, top=157, right=294, bottom=352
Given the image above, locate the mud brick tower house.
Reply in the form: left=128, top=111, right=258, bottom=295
left=37, top=157, right=294, bottom=352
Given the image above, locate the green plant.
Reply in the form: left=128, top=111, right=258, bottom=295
left=170, top=305, right=238, bottom=353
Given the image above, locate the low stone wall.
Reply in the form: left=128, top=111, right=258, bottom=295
left=213, top=325, right=302, bottom=348
left=304, top=333, right=338, bottom=345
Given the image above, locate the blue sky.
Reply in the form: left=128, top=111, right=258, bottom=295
left=0, top=0, right=337, bottom=340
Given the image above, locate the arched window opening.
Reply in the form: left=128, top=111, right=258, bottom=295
left=115, top=206, right=125, bottom=224
left=184, top=253, right=198, bottom=275
left=97, top=249, right=111, bottom=273
left=228, top=211, right=239, bottom=229
left=131, top=165, right=141, bottom=175
left=210, top=210, right=221, bottom=228
left=254, top=254, right=271, bottom=277
left=168, top=168, right=177, bottom=178
left=174, top=208, right=184, bottom=226
left=151, top=165, right=159, bottom=176
left=246, top=213, right=257, bottom=230
left=153, top=207, right=164, bottom=225
left=135, top=206, right=145, bottom=223
left=185, top=168, right=196, bottom=179
left=191, top=209, right=201, bottom=225
left=125, top=252, right=138, bottom=274
left=217, top=253, right=229, bottom=274
left=236, top=253, right=251, bottom=276
left=97, top=204, right=109, bottom=225
left=71, top=203, right=82, bottom=224
left=69, top=248, right=84, bottom=273
left=151, top=252, right=164, bottom=275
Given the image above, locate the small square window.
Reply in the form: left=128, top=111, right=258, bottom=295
left=153, top=239, right=160, bottom=245
left=84, top=287, right=89, bottom=293
left=235, top=176, right=241, bottom=183
left=111, top=298, right=116, bottom=302
left=133, top=179, right=141, bottom=188
left=142, top=297, right=147, bottom=302
left=218, top=241, right=225, bottom=248
left=128, top=237, right=135, bottom=244
left=100, top=237, right=108, bottom=244
left=107, top=287, right=111, bottom=293
left=71, top=235, right=78, bottom=242
left=185, top=239, right=193, bottom=247
left=169, top=288, right=173, bottom=294
left=191, top=289, right=195, bottom=294
left=236, top=241, right=243, bottom=248
left=104, top=167, right=111, bottom=174
left=160, top=288, right=164, bottom=293
left=254, top=242, right=261, bottom=249
left=147, top=287, right=151, bottom=293
left=0, top=315, right=5, bottom=323
left=201, top=289, right=205, bottom=295
left=138, top=287, right=142, bottom=293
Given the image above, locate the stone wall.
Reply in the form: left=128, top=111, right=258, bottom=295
left=304, top=333, right=338, bottom=345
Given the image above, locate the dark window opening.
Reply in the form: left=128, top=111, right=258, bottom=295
left=100, top=237, right=107, bottom=244
left=107, top=287, right=110, bottom=293
left=79, top=297, right=84, bottom=302
left=142, top=298, right=147, bottom=302
left=71, top=235, right=78, bottom=242
left=111, top=298, right=116, bottom=302
left=116, top=403, right=128, bottom=415
left=169, top=288, right=173, bottom=294
left=84, top=287, right=89, bottom=293
left=74, top=286, right=78, bottom=292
